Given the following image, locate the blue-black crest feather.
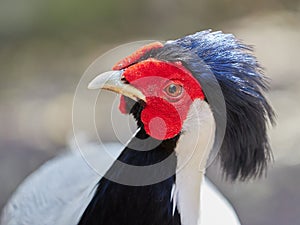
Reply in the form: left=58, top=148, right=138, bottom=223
left=154, top=30, right=275, bottom=181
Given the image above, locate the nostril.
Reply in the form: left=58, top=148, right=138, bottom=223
left=121, top=75, right=129, bottom=84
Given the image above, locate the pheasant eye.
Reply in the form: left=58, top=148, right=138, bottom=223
left=165, top=83, right=183, bottom=98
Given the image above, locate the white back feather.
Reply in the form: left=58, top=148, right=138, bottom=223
left=0, top=143, right=123, bottom=225
left=1, top=139, right=240, bottom=225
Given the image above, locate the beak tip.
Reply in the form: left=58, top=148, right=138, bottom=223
left=88, top=77, right=104, bottom=90
left=87, top=82, right=96, bottom=89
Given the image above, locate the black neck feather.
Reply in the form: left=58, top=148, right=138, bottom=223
left=78, top=116, right=182, bottom=225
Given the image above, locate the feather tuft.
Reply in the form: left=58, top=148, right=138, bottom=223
left=154, top=30, right=275, bottom=181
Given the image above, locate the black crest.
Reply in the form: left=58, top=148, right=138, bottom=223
left=153, top=30, right=275, bottom=181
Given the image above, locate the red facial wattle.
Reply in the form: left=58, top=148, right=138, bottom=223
left=141, top=96, right=182, bottom=140
left=113, top=47, right=205, bottom=140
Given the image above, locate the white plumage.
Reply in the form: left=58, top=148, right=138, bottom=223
left=1, top=142, right=240, bottom=225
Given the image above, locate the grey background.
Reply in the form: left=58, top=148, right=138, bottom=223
left=1, top=1, right=300, bottom=224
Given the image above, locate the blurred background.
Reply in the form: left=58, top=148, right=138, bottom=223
left=0, top=0, right=300, bottom=224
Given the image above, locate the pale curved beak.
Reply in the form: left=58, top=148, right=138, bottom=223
left=88, top=70, right=146, bottom=102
